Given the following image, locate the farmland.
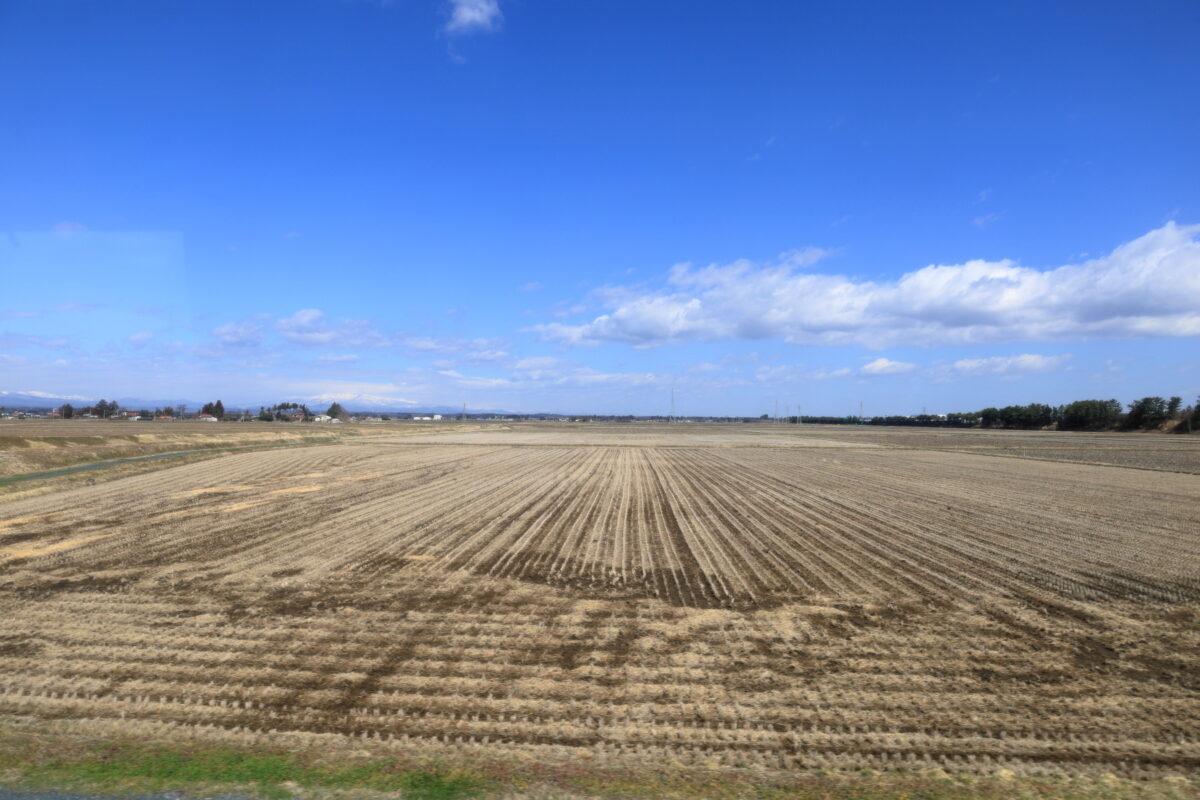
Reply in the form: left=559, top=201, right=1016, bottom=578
left=0, top=421, right=1198, bottom=788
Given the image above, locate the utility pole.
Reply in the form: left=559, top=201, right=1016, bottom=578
left=859, top=400, right=864, bottom=420
left=670, top=388, right=675, bottom=424
left=774, top=398, right=779, bottom=423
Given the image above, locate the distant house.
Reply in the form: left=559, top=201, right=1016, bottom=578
left=311, top=414, right=333, bottom=423
left=197, top=413, right=218, bottom=422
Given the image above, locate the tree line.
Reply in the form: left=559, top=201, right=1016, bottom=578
left=784, top=395, right=1196, bottom=432
left=979, top=396, right=1189, bottom=431
left=50, top=399, right=349, bottom=422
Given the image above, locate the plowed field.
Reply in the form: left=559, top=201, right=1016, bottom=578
left=1, top=424, right=1198, bottom=779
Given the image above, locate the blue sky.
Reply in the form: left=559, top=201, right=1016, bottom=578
left=2, top=0, right=1198, bottom=414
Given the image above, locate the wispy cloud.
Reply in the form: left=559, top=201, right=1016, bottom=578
left=944, top=353, right=1071, bottom=377
left=212, top=321, right=264, bottom=347
left=0, top=332, right=73, bottom=349
left=445, top=0, right=501, bottom=34
left=531, top=222, right=1200, bottom=349
left=972, top=211, right=1003, bottom=228
left=52, top=221, right=87, bottom=236
left=276, top=309, right=382, bottom=347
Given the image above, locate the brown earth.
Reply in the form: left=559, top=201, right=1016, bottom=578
left=0, top=423, right=1197, bottom=779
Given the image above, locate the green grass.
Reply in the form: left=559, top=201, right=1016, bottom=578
left=0, top=733, right=1195, bottom=800
left=4, top=740, right=485, bottom=799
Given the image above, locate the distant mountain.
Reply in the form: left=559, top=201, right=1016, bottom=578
left=0, top=390, right=208, bottom=410
left=0, top=390, right=92, bottom=407
left=0, top=389, right=521, bottom=416
left=304, top=392, right=420, bottom=411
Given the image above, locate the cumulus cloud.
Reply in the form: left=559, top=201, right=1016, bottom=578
left=316, top=353, right=359, bottom=363
left=530, top=222, right=1200, bottom=349
left=861, top=357, right=916, bottom=375
left=445, top=0, right=501, bottom=34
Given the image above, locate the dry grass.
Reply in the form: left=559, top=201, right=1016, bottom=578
left=0, top=423, right=1197, bottom=784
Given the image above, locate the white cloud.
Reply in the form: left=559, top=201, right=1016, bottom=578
left=946, top=353, right=1070, bottom=376
left=465, top=347, right=508, bottom=362
left=755, top=360, right=908, bottom=382
left=0, top=333, right=73, bottom=349
left=812, top=367, right=854, bottom=380
left=520, top=281, right=542, bottom=292
left=861, top=357, right=915, bottom=375
left=317, top=354, right=359, bottom=363
left=276, top=309, right=381, bottom=347
left=514, top=356, right=561, bottom=370
left=128, top=331, right=154, bottom=347
left=437, top=369, right=513, bottom=388
left=445, top=0, right=501, bottom=34
left=395, top=335, right=506, bottom=360
left=511, top=356, right=563, bottom=380
left=556, top=369, right=659, bottom=387
left=972, top=212, right=1003, bottom=228
left=530, top=223, right=1200, bottom=349
left=212, top=321, right=264, bottom=347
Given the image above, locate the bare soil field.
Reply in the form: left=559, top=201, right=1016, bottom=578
left=778, top=425, right=1200, bottom=474
left=0, top=420, right=363, bottom=481
left=0, top=423, right=1197, bottom=782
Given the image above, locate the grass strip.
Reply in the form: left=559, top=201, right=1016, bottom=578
left=2, top=740, right=482, bottom=799
left=0, top=734, right=1195, bottom=800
